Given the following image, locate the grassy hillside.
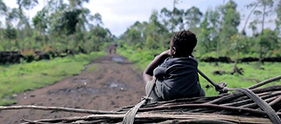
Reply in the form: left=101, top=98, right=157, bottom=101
left=0, top=51, right=104, bottom=105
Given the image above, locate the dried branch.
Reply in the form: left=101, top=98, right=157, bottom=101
left=222, top=91, right=281, bottom=107
left=0, top=105, right=122, bottom=114
left=240, top=96, right=278, bottom=108
left=270, top=96, right=281, bottom=106
left=249, top=75, right=281, bottom=89
left=139, top=103, right=266, bottom=116
left=208, top=86, right=281, bottom=104
left=21, top=119, right=49, bottom=124
left=22, top=113, right=272, bottom=124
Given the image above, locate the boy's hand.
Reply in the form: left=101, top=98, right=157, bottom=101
left=160, top=50, right=172, bottom=57
left=143, top=50, right=171, bottom=83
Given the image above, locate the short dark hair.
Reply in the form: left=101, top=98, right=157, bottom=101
left=170, top=30, right=197, bottom=57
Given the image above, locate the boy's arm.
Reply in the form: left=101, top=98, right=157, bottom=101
left=143, top=50, right=171, bottom=83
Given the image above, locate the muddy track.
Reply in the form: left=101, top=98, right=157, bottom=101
left=0, top=54, right=145, bottom=124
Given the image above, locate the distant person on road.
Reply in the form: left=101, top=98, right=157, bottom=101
left=143, top=30, right=205, bottom=101
left=109, top=43, right=118, bottom=54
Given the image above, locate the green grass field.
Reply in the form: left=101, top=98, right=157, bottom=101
left=198, top=62, right=281, bottom=96
left=118, top=48, right=281, bottom=96
left=0, top=51, right=104, bottom=105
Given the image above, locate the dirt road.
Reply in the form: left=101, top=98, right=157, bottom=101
left=0, top=54, right=145, bottom=124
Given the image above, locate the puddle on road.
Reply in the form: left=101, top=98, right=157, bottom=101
left=112, top=57, right=124, bottom=63
left=72, top=78, right=91, bottom=85
left=48, top=86, right=99, bottom=95
left=109, top=82, right=127, bottom=91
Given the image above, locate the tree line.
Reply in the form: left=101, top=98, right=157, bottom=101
left=0, top=0, right=114, bottom=55
left=0, top=0, right=280, bottom=63
left=118, top=0, right=281, bottom=62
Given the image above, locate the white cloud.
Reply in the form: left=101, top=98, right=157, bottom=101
left=84, top=0, right=231, bottom=36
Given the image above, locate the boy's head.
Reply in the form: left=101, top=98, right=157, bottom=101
left=170, top=30, right=197, bottom=57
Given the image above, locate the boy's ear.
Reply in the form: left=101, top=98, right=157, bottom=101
left=172, top=47, right=176, bottom=55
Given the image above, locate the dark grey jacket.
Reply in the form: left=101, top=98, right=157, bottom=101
left=153, top=57, right=205, bottom=100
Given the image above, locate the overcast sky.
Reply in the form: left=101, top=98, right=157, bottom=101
left=3, top=0, right=276, bottom=36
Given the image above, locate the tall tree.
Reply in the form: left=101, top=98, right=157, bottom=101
left=16, top=0, right=38, bottom=38
left=229, top=34, right=248, bottom=74
left=208, top=9, right=221, bottom=53
left=242, top=0, right=261, bottom=35
left=144, top=11, right=169, bottom=49
left=67, top=0, right=90, bottom=31
left=0, top=0, right=7, bottom=16
left=122, top=21, right=145, bottom=47
left=250, top=0, right=274, bottom=34
left=32, top=8, right=48, bottom=35
left=197, top=11, right=211, bottom=54
left=0, top=0, right=7, bottom=38
left=160, top=8, right=184, bottom=32
left=91, top=13, right=103, bottom=26
left=217, top=0, right=240, bottom=56
left=4, top=8, right=20, bottom=40
left=276, top=0, right=281, bottom=34
left=17, top=0, right=38, bottom=10
left=68, top=0, right=89, bottom=9
left=184, top=6, right=203, bottom=30
left=257, top=29, right=278, bottom=61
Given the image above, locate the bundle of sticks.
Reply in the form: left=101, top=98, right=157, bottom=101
left=1, top=76, right=280, bottom=124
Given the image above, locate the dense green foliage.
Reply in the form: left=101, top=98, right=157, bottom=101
left=0, top=0, right=114, bottom=53
left=0, top=51, right=104, bottom=105
left=1, top=0, right=280, bottom=59
left=118, top=0, right=281, bottom=60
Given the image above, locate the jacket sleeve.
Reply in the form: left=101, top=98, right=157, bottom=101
left=153, top=66, right=167, bottom=79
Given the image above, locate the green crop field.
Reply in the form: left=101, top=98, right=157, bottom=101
left=118, top=49, right=281, bottom=96
left=0, top=52, right=104, bottom=106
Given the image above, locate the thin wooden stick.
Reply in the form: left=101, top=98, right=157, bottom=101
left=139, top=103, right=266, bottom=116
left=257, top=91, right=272, bottom=97
left=24, top=113, right=272, bottom=124
left=249, top=75, right=281, bottom=89
left=207, top=92, right=242, bottom=104
left=72, top=120, right=105, bottom=124
left=240, top=96, right=277, bottom=108
left=23, top=114, right=122, bottom=123
left=0, top=105, right=122, bottom=114
left=208, top=86, right=281, bottom=104
left=270, top=96, right=281, bottom=106
left=222, top=91, right=281, bottom=107
left=21, top=119, right=49, bottom=124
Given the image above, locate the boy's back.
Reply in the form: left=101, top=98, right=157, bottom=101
left=154, top=57, right=204, bottom=100
left=143, top=30, right=205, bottom=101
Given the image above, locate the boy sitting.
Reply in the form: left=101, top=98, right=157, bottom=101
left=143, top=30, right=205, bottom=101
